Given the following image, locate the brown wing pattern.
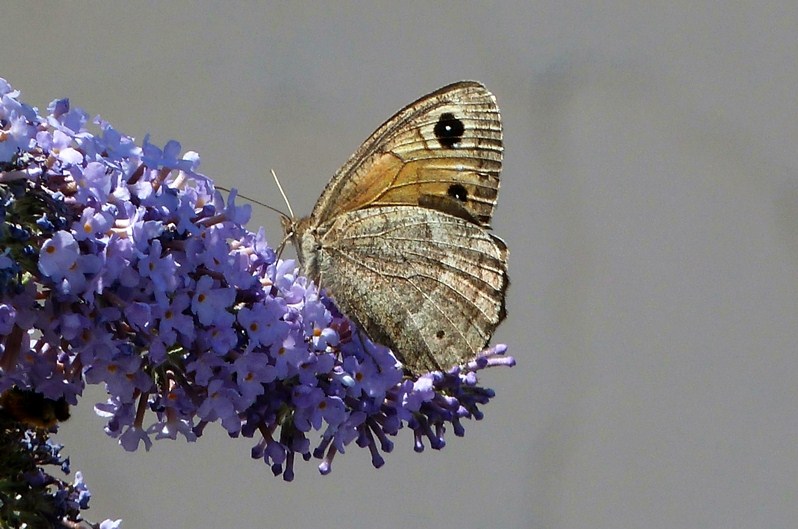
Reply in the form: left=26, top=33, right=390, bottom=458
left=310, top=81, right=503, bottom=228
left=317, top=206, right=508, bottom=374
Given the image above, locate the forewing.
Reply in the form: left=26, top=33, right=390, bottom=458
left=310, top=81, right=503, bottom=228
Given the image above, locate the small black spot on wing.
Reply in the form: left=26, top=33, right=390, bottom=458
left=447, top=183, right=468, bottom=202
left=435, top=330, right=446, bottom=339
left=433, top=112, right=465, bottom=148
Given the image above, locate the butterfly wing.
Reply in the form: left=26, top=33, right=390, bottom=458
left=315, top=206, right=508, bottom=375
left=309, top=81, right=502, bottom=228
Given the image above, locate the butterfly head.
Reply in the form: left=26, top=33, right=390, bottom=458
left=283, top=215, right=322, bottom=282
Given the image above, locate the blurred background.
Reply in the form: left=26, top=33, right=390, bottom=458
left=3, top=2, right=798, bottom=528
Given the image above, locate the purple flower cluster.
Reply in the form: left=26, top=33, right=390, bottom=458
left=0, top=78, right=514, bottom=481
left=0, top=411, right=99, bottom=528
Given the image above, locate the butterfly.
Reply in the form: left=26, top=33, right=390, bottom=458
left=284, top=81, right=508, bottom=376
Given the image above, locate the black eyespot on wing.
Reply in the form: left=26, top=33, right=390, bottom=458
left=433, top=112, right=465, bottom=148
left=435, top=330, right=446, bottom=339
left=447, top=184, right=468, bottom=202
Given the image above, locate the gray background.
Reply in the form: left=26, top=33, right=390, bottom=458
left=4, top=2, right=798, bottom=528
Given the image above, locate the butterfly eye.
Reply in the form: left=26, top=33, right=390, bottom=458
left=447, top=184, right=468, bottom=202
left=433, top=112, right=465, bottom=148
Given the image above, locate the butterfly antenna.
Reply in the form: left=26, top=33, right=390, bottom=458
left=271, top=168, right=295, bottom=220
left=214, top=184, right=290, bottom=221
left=267, top=169, right=297, bottom=264
left=216, top=173, right=297, bottom=282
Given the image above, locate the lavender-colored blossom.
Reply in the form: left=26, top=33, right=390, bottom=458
left=0, top=410, right=100, bottom=527
left=37, top=230, right=79, bottom=278
left=191, top=275, right=236, bottom=327
left=157, top=291, right=194, bottom=343
left=0, top=74, right=514, bottom=497
left=236, top=297, right=290, bottom=350
left=0, top=302, right=15, bottom=334
left=120, top=425, right=153, bottom=452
